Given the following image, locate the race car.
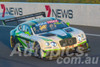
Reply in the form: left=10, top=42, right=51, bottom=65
left=2, top=12, right=90, bottom=59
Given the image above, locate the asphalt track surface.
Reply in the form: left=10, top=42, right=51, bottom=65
left=0, top=24, right=100, bottom=67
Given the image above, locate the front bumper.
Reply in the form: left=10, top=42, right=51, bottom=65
left=43, top=41, right=90, bottom=58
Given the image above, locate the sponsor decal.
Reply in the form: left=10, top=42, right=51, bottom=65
left=47, top=20, right=58, bottom=24
left=35, top=22, right=47, bottom=26
left=45, top=5, right=73, bottom=19
left=35, top=20, right=58, bottom=26
left=0, top=4, right=23, bottom=17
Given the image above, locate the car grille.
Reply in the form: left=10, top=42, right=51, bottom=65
left=59, top=38, right=77, bottom=47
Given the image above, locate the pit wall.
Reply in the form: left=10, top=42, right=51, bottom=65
left=0, top=2, right=100, bottom=27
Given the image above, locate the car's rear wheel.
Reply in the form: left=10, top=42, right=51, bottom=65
left=10, top=36, right=16, bottom=48
left=10, top=36, right=22, bottom=52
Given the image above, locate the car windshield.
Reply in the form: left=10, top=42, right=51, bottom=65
left=32, top=19, right=68, bottom=34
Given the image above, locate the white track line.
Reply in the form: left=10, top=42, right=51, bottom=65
left=86, top=33, right=100, bottom=37
left=0, top=25, right=16, bottom=28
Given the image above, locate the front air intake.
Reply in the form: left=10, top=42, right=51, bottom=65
left=59, top=37, right=76, bottom=47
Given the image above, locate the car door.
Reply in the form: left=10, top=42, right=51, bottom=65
left=17, top=24, right=34, bottom=50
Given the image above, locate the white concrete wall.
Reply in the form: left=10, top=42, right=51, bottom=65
left=0, top=2, right=100, bottom=27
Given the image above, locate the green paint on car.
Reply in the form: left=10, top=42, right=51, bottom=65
left=40, top=37, right=53, bottom=41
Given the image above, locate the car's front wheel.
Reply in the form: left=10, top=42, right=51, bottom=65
left=34, top=42, right=45, bottom=59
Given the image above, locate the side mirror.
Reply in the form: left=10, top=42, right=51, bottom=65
left=25, top=31, right=31, bottom=36
left=66, top=22, right=70, bottom=26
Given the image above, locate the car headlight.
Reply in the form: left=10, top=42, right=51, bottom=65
left=45, top=42, right=49, bottom=46
left=50, top=42, right=57, bottom=47
left=78, top=35, right=82, bottom=41
left=81, top=34, right=84, bottom=38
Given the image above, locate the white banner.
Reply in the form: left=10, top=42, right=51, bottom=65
left=0, top=2, right=100, bottom=27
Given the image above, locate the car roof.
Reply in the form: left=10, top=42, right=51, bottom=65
left=20, top=17, right=56, bottom=26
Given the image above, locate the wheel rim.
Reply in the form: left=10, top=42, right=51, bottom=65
left=10, top=36, right=15, bottom=48
left=34, top=44, right=41, bottom=57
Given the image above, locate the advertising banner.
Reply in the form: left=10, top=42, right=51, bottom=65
left=0, top=2, right=100, bottom=27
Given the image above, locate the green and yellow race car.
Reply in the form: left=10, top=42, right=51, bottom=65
left=2, top=12, right=90, bottom=59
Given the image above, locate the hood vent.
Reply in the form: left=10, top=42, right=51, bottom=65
left=40, top=33, right=55, bottom=37
left=64, top=28, right=73, bottom=32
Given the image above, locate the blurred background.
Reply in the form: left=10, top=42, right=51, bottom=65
left=0, top=0, right=100, bottom=4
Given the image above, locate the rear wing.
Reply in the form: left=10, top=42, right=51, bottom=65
left=1, top=12, right=46, bottom=25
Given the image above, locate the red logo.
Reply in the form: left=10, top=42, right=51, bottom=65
left=0, top=4, right=5, bottom=17
left=45, top=5, right=51, bottom=17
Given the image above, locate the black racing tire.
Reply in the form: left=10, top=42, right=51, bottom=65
left=10, top=36, right=23, bottom=52
left=87, top=39, right=89, bottom=43
left=34, top=42, right=42, bottom=58
left=10, top=36, right=16, bottom=49
left=34, top=42, right=49, bottom=60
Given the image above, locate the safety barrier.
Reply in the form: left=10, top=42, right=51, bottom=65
left=0, top=2, right=100, bottom=27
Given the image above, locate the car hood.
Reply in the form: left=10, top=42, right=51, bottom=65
left=38, top=27, right=75, bottom=42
